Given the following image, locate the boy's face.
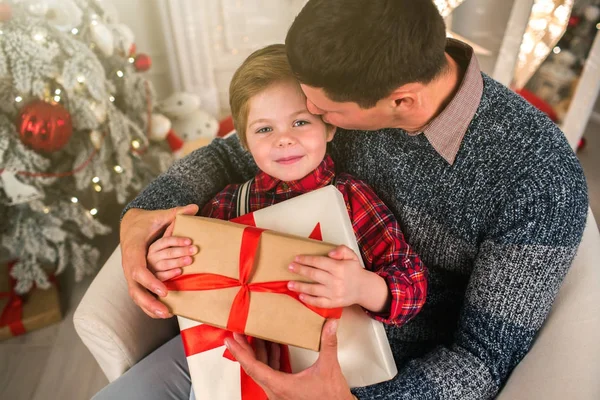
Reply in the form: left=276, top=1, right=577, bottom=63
left=245, top=81, right=335, bottom=182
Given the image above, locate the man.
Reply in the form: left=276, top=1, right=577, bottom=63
left=110, top=1, right=587, bottom=399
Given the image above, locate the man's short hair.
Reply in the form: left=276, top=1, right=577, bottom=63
left=286, top=0, right=448, bottom=109
left=229, top=44, right=297, bottom=148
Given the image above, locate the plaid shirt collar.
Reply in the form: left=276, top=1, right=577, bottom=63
left=409, top=39, right=484, bottom=165
left=254, top=154, right=335, bottom=195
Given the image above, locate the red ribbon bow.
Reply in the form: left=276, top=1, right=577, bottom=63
left=0, top=261, right=26, bottom=336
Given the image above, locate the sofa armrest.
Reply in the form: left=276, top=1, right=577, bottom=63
left=498, top=209, right=600, bottom=399
left=73, top=245, right=179, bottom=382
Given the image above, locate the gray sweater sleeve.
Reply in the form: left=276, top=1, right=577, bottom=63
left=352, top=164, right=588, bottom=399
left=122, top=135, right=257, bottom=216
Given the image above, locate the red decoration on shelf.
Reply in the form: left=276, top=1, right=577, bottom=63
left=17, top=100, right=73, bottom=153
left=568, top=15, right=581, bottom=27
left=515, top=88, right=558, bottom=123
left=134, top=53, right=152, bottom=72
left=129, top=43, right=136, bottom=57
left=0, top=3, right=12, bottom=22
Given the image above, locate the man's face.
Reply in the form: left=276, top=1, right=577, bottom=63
left=300, top=84, right=390, bottom=131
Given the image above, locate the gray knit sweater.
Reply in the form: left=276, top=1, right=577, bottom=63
left=125, top=74, right=588, bottom=399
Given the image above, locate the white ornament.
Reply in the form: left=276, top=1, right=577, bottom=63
left=90, top=21, right=114, bottom=56
left=113, top=23, right=135, bottom=55
left=1, top=171, right=43, bottom=205
left=26, top=0, right=83, bottom=32
left=26, top=0, right=49, bottom=16
left=89, top=130, right=103, bottom=149
left=159, top=92, right=202, bottom=118
left=149, top=113, right=172, bottom=141
left=90, top=102, right=107, bottom=123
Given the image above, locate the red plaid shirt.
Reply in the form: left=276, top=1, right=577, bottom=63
left=200, top=155, right=427, bottom=326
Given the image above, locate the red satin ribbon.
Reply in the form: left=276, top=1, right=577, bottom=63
left=0, top=261, right=26, bottom=336
left=181, top=324, right=292, bottom=400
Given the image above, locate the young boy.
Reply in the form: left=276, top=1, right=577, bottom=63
left=147, top=44, right=426, bottom=325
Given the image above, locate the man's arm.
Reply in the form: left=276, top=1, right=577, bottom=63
left=352, top=169, right=588, bottom=399
left=123, top=135, right=256, bottom=216
left=120, top=135, right=257, bottom=318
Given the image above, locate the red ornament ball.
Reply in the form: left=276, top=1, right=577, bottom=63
left=0, top=3, right=12, bottom=22
left=17, top=100, right=73, bottom=153
left=134, top=53, right=152, bottom=72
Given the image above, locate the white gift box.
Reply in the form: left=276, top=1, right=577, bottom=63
left=179, top=185, right=397, bottom=399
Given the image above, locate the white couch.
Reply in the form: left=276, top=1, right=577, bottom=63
left=74, top=210, right=600, bottom=399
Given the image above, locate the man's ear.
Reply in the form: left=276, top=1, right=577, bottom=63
left=388, top=84, right=419, bottom=112
left=326, top=124, right=337, bottom=142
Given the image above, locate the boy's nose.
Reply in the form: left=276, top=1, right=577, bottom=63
left=276, top=132, right=296, bottom=147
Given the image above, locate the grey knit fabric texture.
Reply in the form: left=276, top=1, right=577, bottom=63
left=124, top=74, right=588, bottom=399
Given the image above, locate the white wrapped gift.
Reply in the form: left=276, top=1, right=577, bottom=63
left=179, top=185, right=397, bottom=399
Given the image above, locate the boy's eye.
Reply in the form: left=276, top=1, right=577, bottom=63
left=256, top=127, right=272, bottom=133
left=293, top=120, right=309, bottom=127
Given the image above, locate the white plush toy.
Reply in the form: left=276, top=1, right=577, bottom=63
left=150, top=92, right=219, bottom=158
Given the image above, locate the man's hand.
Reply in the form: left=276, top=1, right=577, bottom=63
left=288, top=245, right=390, bottom=313
left=225, top=319, right=354, bottom=400
left=120, top=204, right=198, bottom=319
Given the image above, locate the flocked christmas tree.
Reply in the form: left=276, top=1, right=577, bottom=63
left=0, top=0, right=174, bottom=293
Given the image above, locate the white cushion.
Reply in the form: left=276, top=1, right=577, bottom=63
left=73, top=246, right=178, bottom=382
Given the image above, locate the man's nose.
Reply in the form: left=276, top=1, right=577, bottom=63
left=306, top=99, right=323, bottom=115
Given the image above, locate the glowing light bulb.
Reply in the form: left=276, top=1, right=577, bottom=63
left=90, top=208, right=98, bottom=216
left=71, top=197, right=79, bottom=203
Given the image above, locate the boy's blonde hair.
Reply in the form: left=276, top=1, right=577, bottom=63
left=229, top=44, right=298, bottom=148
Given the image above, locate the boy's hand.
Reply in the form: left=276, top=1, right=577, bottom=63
left=147, top=221, right=198, bottom=281
left=287, top=245, right=366, bottom=308
left=288, top=245, right=391, bottom=312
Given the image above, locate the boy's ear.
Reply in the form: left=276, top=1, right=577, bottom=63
left=326, top=124, right=337, bottom=142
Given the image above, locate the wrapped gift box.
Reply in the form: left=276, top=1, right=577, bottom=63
left=0, top=261, right=62, bottom=341
left=162, top=215, right=340, bottom=351
left=176, top=186, right=398, bottom=400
